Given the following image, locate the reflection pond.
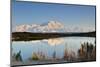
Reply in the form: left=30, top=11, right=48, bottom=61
left=12, top=37, right=96, bottom=65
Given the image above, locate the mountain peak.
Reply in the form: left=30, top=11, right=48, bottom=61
left=15, top=20, right=64, bottom=32
left=14, top=21, right=95, bottom=33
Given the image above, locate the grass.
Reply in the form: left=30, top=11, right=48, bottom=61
left=31, top=51, right=46, bottom=60
left=12, top=42, right=96, bottom=63
left=78, top=42, right=96, bottom=61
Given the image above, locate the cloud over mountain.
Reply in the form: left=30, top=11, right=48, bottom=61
left=14, top=20, right=95, bottom=33
left=15, top=20, right=64, bottom=32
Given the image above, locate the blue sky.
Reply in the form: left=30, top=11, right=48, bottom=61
left=12, top=0, right=96, bottom=28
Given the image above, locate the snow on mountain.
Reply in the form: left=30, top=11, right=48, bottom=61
left=14, top=20, right=95, bottom=33
left=15, top=20, right=64, bottom=32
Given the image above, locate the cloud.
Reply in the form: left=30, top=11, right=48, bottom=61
left=14, top=20, right=95, bottom=32
left=15, top=24, right=31, bottom=32
left=47, top=21, right=64, bottom=30
left=15, top=20, right=64, bottom=32
left=64, top=26, right=95, bottom=32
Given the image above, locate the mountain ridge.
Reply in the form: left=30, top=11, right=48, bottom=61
left=14, top=20, right=95, bottom=33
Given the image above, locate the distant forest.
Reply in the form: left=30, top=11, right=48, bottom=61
left=12, top=31, right=96, bottom=41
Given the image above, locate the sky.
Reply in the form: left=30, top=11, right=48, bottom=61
left=12, top=0, right=96, bottom=32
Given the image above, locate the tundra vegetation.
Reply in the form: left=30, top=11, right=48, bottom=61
left=12, top=41, right=96, bottom=63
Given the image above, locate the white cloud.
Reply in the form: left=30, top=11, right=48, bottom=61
left=48, top=21, right=64, bottom=30
left=15, top=20, right=64, bottom=32
left=64, top=25, right=95, bottom=32
left=15, top=24, right=31, bottom=32
left=14, top=20, right=95, bottom=32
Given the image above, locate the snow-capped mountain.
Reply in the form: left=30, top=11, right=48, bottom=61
left=14, top=20, right=95, bottom=33
left=15, top=20, right=64, bottom=32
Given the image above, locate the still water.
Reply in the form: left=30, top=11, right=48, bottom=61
left=12, top=37, right=95, bottom=63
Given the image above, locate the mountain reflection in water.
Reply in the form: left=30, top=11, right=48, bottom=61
left=12, top=37, right=96, bottom=66
left=47, top=38, right=64, bottom=46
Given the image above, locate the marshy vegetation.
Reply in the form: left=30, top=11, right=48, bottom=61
left=63, top=44, right=76, bottom=61
left=78, top=42, right=96, bottom=61
left=12, top=41, right=96, bottom=64
left=31, top=51, right=46, bottom=60
left=63, top=42, right=96, bottom=62
left=12, top=50, right=23, bottom=62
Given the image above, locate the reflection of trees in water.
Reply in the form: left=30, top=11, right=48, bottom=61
left=78, top=42, right=96, bottom=61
